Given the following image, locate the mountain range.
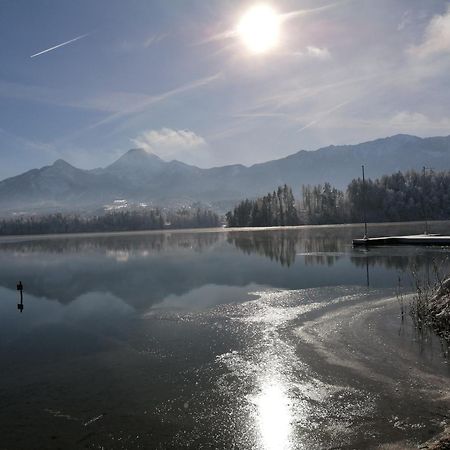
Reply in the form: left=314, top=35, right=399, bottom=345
left=1, top=134, right=450, bottom=215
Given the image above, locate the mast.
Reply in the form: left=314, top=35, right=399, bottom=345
left=362, top=165, right=368, bottom=239
left=422, top=166, right=432, bottom=235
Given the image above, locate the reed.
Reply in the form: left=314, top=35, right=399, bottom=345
left=409, top=262, right=450, bottom=343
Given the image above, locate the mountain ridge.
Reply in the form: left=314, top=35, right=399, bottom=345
left=1, top=134, right=450, bottom=214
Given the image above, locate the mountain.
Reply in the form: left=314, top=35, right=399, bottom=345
left=1, top=134, right=450, bottom=214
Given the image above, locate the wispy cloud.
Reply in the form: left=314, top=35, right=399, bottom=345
left=143, top=33, right=168, bottom=48
left=0, top=72, right=222, bottom=155
left=306, top=46, right=331, bottom=59
left=239, top=73, right=377, bottom=116
left=280, top=0, right=355, bottom=22
left=117, top=33, right=169, bottom=52
left=210, top=73, right=377, bottom=142
left=409, top=5, right=450, bottom=59
left=88, top=73, right=222, bottom=130
left=297, top=100, right=352, bottom=133
left=0, top=79, right=156, bottom=113
left=0, top=128, right=57, bottom=157
left=389, top=111, right=450, bottom=131
left=30, top=33, right=90, bottom=58
left=291, top=46, right=332, bottom=60
left=397, top=10, right=412, bottom=31
left=292, top=111, right=450, bottom=135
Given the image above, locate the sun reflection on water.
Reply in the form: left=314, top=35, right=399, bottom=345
left=252, top=378, right=293, bottom=450
left=216, top=289, right=356, bottom=449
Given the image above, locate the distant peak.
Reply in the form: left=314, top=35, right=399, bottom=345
left=388, top=133, right=421, bottom=141
left=126, top=148, right=147, bottom=155
left=125, top=148, right=161, bottom=158
left=119, top=148, right=164, bottom=161
left=105, top=148, right=166, bottom=171
left=52, top=159, right=73, bottom=168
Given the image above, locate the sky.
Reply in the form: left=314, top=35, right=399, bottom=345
left=1, top=0, right=450, bottom=180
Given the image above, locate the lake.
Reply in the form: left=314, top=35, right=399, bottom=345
left=0, top=222, right=449, bottom=449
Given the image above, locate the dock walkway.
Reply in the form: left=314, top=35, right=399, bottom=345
left=352, top=234, right=450, bottom=246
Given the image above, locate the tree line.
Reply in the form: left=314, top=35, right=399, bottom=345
left=226, top=185, right=298, bottom=227
left=0, top=208, right=219, bottom=236
left=2, top=169, right=449, bottom=234
left=227, top=170, right=450, bottom=226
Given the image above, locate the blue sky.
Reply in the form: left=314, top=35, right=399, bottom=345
left=1, top=0, right=450, bottom=179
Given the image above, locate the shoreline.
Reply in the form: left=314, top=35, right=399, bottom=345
left=1, top=219, right=450, bottom=243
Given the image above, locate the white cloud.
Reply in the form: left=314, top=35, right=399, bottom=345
left=133, top=128, right=206, bottom=150
left=389, top=111, right=450, bottom=131
left=409, top=6, right=450, bottom=58
left=291, top=46, right=331, bottom=60
left=131, top=128, right=210, bottom=165
left=306, top=46, right=331, bottom=59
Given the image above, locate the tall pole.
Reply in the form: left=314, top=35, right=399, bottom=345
left=422, top=166, right=429, bottom=235
left=422, top=166, right=434, bottom=235
left=362, top=165, right=368, bottom=239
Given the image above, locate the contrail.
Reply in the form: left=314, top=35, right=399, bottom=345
left=281, top=0, right=356, bottom=22
left=30, top=33, right=90, bottom=58
left=297, top=100, right=352, bottom=133
left=87, top=72, right=223, bottom=130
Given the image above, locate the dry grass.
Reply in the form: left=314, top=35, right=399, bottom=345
left=409, top=265, right=450, bottom=343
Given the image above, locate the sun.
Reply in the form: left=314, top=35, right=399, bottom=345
left=237, top=4, right=281, bottom=54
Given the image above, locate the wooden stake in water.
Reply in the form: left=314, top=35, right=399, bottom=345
left=362, top=165, right=368, bottom=239
left=17, top=281, right=23, bottom=312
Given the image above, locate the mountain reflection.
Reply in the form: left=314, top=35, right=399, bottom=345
left=0, top=231, right=220, bottom=254
left=0, top=223, right=449, bottom=311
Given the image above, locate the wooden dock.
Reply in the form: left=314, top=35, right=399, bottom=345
left=352, top=234, right=450, bottom=247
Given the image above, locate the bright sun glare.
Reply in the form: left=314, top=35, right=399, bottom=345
left=238, top=4, right=280, bottom=54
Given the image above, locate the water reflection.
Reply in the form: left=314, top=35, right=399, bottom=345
left=228, top=231, right=297, bottom=267
left=0, top=231, right=221, bottom=254
left=1, top=225, right=449, bottom=449
left=1, top=223, right=450, bottom=313
left=0, top=287, right=135, bottom=341
left=253, top=380, right=292, bottom=450
left=217, top=289, right=308, bottom=450
left=150, top=284, right=259, bottom=312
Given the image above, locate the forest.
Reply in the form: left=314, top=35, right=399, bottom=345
left=226, top=184, right=299, bottom=227
left=0, top=207, right=219, bottom=235
left=226, top=170, right=450, bottom=227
